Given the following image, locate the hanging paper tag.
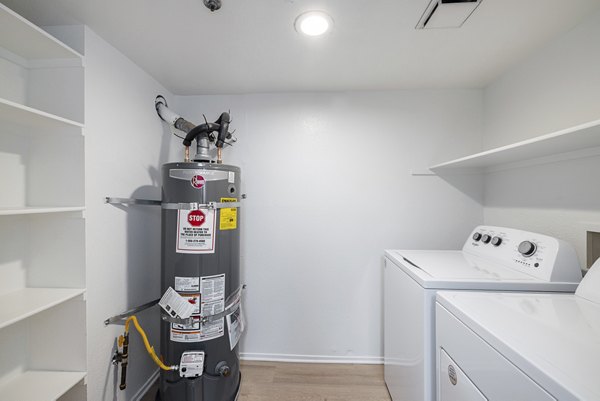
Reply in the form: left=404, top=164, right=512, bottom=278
left=159, top=287, right=195, bottom=319
left=226, top=303, right=245, bottom=350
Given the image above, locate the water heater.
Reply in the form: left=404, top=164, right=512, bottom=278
left=107, top=96, right=243, bottom=401
left=159, top=162, right=242, bottom=400
left=154, top=96, right=243, bottom=401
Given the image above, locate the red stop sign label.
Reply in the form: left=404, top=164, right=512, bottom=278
left=187, top=210, right=205, bottom=227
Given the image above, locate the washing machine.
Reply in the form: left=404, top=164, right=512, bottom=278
left=435, top=259, right=600, bottom=401
left=383, top=226, right=582, bottom=401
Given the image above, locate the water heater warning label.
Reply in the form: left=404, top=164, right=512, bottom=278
left=170, top=274, right=225, bottom=343
left=175, top=277, right=199, bottom=292
left=176, top=209, right=216, bottom=253
left=219, top=198, right=238, bottom=230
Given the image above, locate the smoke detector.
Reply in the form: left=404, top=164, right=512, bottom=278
left=416, top=0, right=483, bottom=29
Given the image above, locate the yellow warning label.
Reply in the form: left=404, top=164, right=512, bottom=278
left=219, top=198, right=238, bottom=230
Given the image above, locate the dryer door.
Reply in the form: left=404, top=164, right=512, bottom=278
left=440, top=349, right=487, bottom=401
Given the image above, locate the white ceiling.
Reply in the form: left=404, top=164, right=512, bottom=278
left=4, top=0, right=600, bottom=95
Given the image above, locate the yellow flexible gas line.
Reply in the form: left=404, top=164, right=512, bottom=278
left=122, top=315, right=173, bottom=371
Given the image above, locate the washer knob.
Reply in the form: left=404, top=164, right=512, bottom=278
left=472, top=233, right=482, bottom=241
left=481, top=234, right=492, bottom=244
left=491, top=236, right=502, bottom=246
left=518, top=241, right=537, bottom=257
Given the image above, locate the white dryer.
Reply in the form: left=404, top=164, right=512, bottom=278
left=383, top=226, right=582, bottom=401
left=435, top=259, right=600, bottom=400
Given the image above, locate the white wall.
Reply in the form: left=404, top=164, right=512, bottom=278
left=172, top=90, right=484, bottom=362
left=484, top=9, right=600, bottom=149
left=84, top=27, right=175, bottom=400
left=482, top=10, right=600, bottom=269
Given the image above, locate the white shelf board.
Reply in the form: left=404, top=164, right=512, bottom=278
left=430, top=119, right=600, bottom=171
left=0, top=98, right=84, bottom=131
left=0, top=288, right=85, bottom=330
left=0, top=371, right=86, bottom=401
left=0, top=3, right=82, bottom=61
left=0, top=206, right=85, bottom=216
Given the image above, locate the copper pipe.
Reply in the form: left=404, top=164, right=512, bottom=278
left=217, top=148, right=223, bottom=164
left=184, top=146, right=190, bottom=162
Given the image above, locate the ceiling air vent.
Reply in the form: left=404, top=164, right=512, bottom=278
left=416, top=0, right=483, bottom=29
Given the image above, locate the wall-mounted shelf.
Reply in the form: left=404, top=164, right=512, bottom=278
left=430, top=119, right=600, bottom=172
left=0, top=288, right=85, bottom=330
left=0, top=370, right=86, bottom=401
left=0, top=98, right=84, bottom=132
left=0, top=3, right=82, bottom=62
left=0, top=206, right=85, bottom=216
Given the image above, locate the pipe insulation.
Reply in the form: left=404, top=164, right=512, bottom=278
left=155, top=95, right=234, bottom=163
left=155, top=96, right=182, bottom=127
left=155, top=96, right=212, bottom=162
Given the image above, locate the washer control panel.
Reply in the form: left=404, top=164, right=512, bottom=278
left=464, top=226, right=581, bottom=282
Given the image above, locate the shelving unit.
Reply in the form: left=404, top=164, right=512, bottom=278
left=0, top=3, right=87, bottom=400
left=0, top=288, right=85, bottom=330
left=0, top=3, right=82, bottom=61
left=0, top=98, right=83, bottom=133
left=0, top=371, right=86, bottom=401
left=430, top=119, right=600, bottom=172
left=0, top=206, right=85, bottom=216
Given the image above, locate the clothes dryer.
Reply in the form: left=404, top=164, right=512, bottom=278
left=435, top=259, right=600, bottom=400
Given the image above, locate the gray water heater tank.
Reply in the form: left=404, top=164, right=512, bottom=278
left=159, top=162, right=241, bottom=401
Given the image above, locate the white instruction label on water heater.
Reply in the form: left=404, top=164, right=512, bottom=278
left=176, top=209, right=216, bottom=254
left=198, top=274, right=226, bottom=341
left=170, top=274, right=226, bottom=343
left=175, top=277, right=200, bottom=292
left=226, top=303, right=245, bottom=350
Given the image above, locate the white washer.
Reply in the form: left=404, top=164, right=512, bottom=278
left=383, top=226, right=582, bottom=401
left=435, top=259, right=600, bottom=401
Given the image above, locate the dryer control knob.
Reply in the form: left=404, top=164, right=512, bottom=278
left=491, top=236, right=502, bottom=246
left=518, top=241, right=537, bottom=257
left=472, top=233, right=482, bottom=241
left=481, top=234, right=492, bottom=244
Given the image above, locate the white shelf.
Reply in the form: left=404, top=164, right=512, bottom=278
left=430, top=119, right=600, bottom=172
left=0, top=371, right=86, bottom=401
left=0, top=207, right=85, bottom=216
left=0, top=5, right=88, bottom=398
left=0, top=288, right=85, bottom=330
left=0, top=98, right=84, bottom=131
left=0, top=3, right=82, bottom=62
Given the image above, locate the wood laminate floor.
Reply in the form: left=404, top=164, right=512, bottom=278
left=142, top=361, right=392, bottom=401
left=239, top=361, right=391, bottom=401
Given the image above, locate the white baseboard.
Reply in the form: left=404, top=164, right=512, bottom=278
left=240, top=352, right=383, bottom=365
left=131, top=369, right=159, bottom=401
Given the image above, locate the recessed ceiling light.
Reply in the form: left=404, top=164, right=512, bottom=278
left=294, top=11, right=333, bottom=37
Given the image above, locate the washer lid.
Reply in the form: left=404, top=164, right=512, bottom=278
left=384, top=250, right=580, bottom=290
left=397, top=250, right=532, bottom=280
left=437, top=291, right=600, bottom=401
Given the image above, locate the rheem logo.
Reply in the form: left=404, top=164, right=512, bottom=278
left=191, top=175, right=205, bottom=189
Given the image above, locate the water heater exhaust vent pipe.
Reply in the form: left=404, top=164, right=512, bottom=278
left=416, top=0, right=483, bottom=29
